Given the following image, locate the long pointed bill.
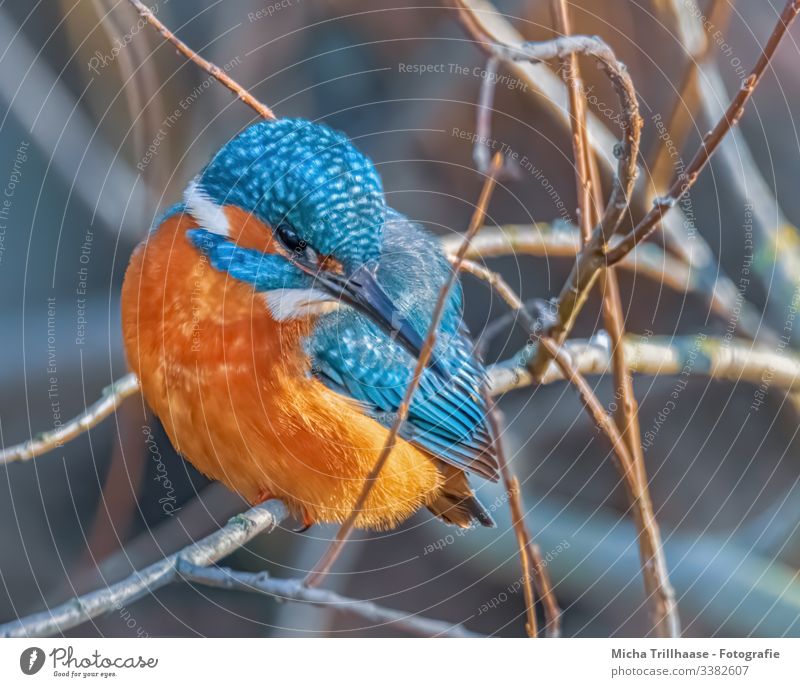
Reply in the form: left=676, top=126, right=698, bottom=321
left=316, top=265, right=448, bottom=378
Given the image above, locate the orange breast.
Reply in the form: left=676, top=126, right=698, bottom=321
left=120, top=206, right=442, bottom=529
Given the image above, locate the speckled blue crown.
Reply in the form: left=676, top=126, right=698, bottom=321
left=196, top=118, right=386, bottom=268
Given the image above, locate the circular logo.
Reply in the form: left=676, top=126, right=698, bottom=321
left=20, top=647, right=45, bottom=676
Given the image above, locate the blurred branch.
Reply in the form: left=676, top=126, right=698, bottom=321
left=647, top=0, right=730, bottom=191
left=608, top=0, right=800, bottom=262
left=126, top=0, right=276, bottom=120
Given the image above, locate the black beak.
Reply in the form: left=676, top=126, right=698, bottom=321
left=314, top=264, right=448, bottom=378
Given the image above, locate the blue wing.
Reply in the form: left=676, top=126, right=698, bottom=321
left=306, top=210, right=499, bottom=482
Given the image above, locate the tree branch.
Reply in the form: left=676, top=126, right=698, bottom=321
left=526, top=1, right=798, bottom=380
left=177, top=562, right=481, bottom=638
left=0, top=374, right=140, bottom=465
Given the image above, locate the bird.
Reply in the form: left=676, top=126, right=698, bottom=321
left=121, top=118, right=499, bottom=531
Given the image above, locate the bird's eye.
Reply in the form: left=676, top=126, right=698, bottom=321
left=276, top=223, right=317, bottom=263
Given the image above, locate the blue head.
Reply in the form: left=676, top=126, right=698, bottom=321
left=190, top=118, right=386, bottom=271
left=185, top=118, right=436, bottom=367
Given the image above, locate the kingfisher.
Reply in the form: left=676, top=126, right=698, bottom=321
left=121, top=118, right=499, bottom=530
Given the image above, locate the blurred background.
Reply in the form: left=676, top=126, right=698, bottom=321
left=1, top=0, right=799, bottom=637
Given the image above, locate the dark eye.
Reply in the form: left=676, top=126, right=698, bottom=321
left=276, top=223, right=316, bottom=262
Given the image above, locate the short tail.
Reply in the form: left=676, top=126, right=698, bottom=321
left=427, top=462, right=495, bottom=528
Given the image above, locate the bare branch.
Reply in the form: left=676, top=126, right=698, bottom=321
left=179, top=563, right=480, bottom=638
left=538, top=337, right=679, bottom=637
left=665, top=0, right=800, bottom=340
left=525, top=1, right=798, bottom=380
left=488, top=332, right=800, bottom=395
left=0, top=374, right=140, bottom=465
left=455, top=0, right=642, bottom=245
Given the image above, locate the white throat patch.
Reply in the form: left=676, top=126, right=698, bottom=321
left=262, top=289, right=341, bottom=321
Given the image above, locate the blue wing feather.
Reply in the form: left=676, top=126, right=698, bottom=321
left=307, top=210, right=499, bottom=482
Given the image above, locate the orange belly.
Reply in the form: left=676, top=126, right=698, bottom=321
left=120, top=207, right=442, bottom=530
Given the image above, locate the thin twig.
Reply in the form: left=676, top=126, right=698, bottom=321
left=126, top=0, right=276, bottom=120
left=303, top=153, right=505, bottom=589
left=549, top=0, right=596, bottom=243
left=457, top=259, right=562, bottom=636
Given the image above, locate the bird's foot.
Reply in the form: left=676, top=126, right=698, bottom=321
left=254, top=489, right=274, bottom=504
left=293, top=510, right=315, bottom=533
